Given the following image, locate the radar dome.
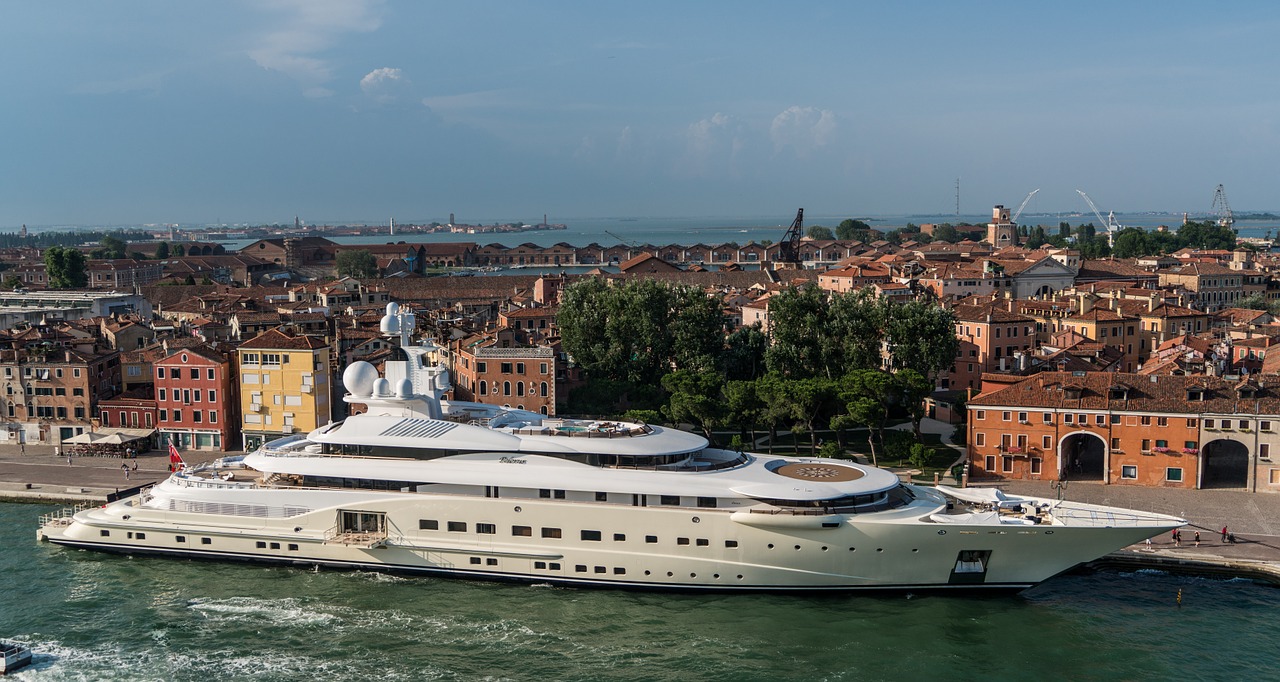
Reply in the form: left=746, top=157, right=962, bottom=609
left=396, top=378, right=414, bottom=398
left=372, top=377, right=392, bottom=397
left=342, top=361, right=379, bottom=397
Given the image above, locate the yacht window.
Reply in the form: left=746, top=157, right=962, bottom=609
left=542, top=528, right=562, bottom=539
left=270, top=542, right=280, bottom=550
left=554, top=490, right=566, bottom=499
left=448, top=521, right=467, bottom=532
left=470, top=557, right=482, bottom=565
left=549, top=563, right=560, bottom=570
left=613, top=533, right=626, bottom=541
left=660, top=495, right=680, bottom=506
left=201, top=538, right=212, bottom=545
left=420, top=520, right=438, bottom=530
left=575, top=565, right=587, bottom=573
left=512, top=525, right=532, bottom=537
left=486, top=558, right=498, bottom=566
left=614, top=567, right=626, bottom=575
left=595, top=492, right=608, bottom=502
left=100, top=530, right=110, bottom=537
left=175, top=536, right=185, bottom=543
left=539, top=489, right=551, bottom=498
left=697, top=497, right=717, bottom=508
left=594, top=566, right=606, bottom=574
left=581, top=530, right=602, bottom=541
left=645, top=535, right=658, bottom=543
left=725, top=540, right=739, bottom=548
left=677, top=537, right=690, bottom=545
left=477, top=523, right=496, bottom=535
left=288, top=544, right=298, bottom=551
left=136, top=533, right=146, bottom=540
left=696, top=539, right=709, bottom=547
left=535, top=561, right=547, bottom=569
left=256, top=541, right=267, bottom=548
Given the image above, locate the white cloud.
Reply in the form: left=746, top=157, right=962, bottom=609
left=770, top=106, right=837, bottom=156
left=247, top=0, right=384, bottom=95
left=360, top=67, right=402, bottom=91
left=360, top=67, right=408, bottom=104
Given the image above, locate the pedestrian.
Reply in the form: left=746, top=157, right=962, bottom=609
left=67, top=455, right=72, bottom=466
left=1222, top=526, right=1229, bottom=542
left=131, top=461, right=138, bottom=472
left=1194, top=531, right=1200, bottom=547
left=121, top=463, right=129, bottom=480
left=1145, top=537, right=1152, bottom=550
left=1172, top=529, right=1179, bottom=546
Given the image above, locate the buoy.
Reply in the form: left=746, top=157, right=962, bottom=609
left=1177, top=588, right=1182, bottom=606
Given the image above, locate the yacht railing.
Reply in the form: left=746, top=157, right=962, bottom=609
left=166, top=498, right=312, bottom=519
left=39, top=503, right=93, bottom=528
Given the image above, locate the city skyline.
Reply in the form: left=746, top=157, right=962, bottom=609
left=2, top=2, right=1279, bottom=228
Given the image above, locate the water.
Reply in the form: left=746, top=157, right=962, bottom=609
left=3, top=503, right=1277, bottom=681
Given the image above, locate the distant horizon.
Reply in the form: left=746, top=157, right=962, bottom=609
left=3, top=209, right=1276, bottom=234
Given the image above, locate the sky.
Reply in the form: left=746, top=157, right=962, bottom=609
left=1, top=1, right=1279, bottom=228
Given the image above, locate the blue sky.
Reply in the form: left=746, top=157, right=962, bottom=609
left=1, top=1, right=1278, bottom=228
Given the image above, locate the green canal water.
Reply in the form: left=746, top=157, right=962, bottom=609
left=2, top=502, right=1275, bottom=681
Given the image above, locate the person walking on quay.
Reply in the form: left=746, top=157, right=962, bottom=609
left=1222, top=526, right=1229, bottom=543
left=121, top=463, right=130, bottom=480
left=1173, top=529, right=1180, bottom=547
left=1194, top=531, right=1200, bottom=547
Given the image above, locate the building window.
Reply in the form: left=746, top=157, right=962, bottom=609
left=1205, top=419, right=1215, bottom=429
left=159, top=389, right=166, bottom=401
left=975, top=433, right=985, bottom=446
left=1262, top=444, right=1271, bottom=460
left=1121, top=465, right=1137, bottom=479
left=1001, top=456, right=1013, bottom=473
left=1157, top=417, right=1168, bottom=427
left=157, top=368, right=165, bottom=379
left=1002, top=411, right=1011, bottom=422
left=985, top=455, right=996, bottom=471
left=1166, top=468, right=1183, bottom=482
left=1240, top=420, right=1250, bottom=430
left=1064, top=414, right=1073, bottom=424
left=1030, top=458, right=1042, bottom=475
left=1042, top=413, right=1052, bottom=424
left=1018, top=412, right=1028, bottom=422
left=1042, top=435, right=1052, bottom=449
left=976, top=410, right=985, bottom=420
left=1141, top=416, right=1152, bottom=426
left=1188, top=418, right=1199, bottom=428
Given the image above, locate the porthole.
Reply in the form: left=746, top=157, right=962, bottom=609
left=713, top=573, right=720, bottom=579
left=821, top=546, right=828, bottom=552
left=912, top=548, right=919, bottom=553
left=667, top=571, right=673, bottom=577
left=692, top=517, right=700, bottom=523
left=514, top=506, right=522, bottom=513
left=876, top=548, right=884, bottom=552
left=794, top=545, right=801, bottom=551
left=690, top=573, right=696, bottom=578
left=849, top=547, right=856, bottom=552
left=644, top=570, right=651, bottom=576
left=737, top=575, right=744, bottom=580
left=767, top=543, right=774, bottom=549
left=938, top=530, right=947, bottom=535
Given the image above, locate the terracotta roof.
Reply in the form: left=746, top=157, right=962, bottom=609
left=971, top=371, right=1280, bottom=415
left=239, top=328, right=327, bottom=350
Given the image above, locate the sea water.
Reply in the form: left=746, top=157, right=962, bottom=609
left=2, top=502, right=1275, bottom=681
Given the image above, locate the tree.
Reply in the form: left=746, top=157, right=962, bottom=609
left=764, top=284, right=831, bottom=379
left=155, top=242, right=170, bottom=259
left=719, top=324, right=768, bottom=381
left=837, top=370, right=895, bottom=466
left=882, top=299, right=958, bottom=383
left=723, top=380, right=764, bottom=446
left=99, top=234, right=127, bottom=259
left=785, top=377, right=838, bottom=454
left=932, top=224, right=960, bottom=243
left=806, top=225, right=834, bottom=240
left=183, top=274, right=196, bottom=285
left=44, top=246, right=87, bottom=289
left=661, top=370, right=725, bottom=440
left=1111, top=228, right=1149, bottom=259
left=336, top=250, right=378, bottom=278
left=836, top=219, right=873, bottom=242
left=1237, top=293, right=1269, bottom=311
left=825, top=288, right=887, bottom=372
left=1026, top=225, right=1048, bottom=249
left=558, top=278, right=722, bottom=387
left=172, top=243, right=186, bottom=257
left=894, top=368, right=932, bottom=441
left=1, top=275, right=21, bottom=290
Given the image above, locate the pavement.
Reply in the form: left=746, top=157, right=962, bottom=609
left=0, top=443, right=236, bottom=503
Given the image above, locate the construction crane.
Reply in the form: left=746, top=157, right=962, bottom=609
left=605, top=230, right=640, bottom=247
left=1075, top=189, right=1119, bottom=248
left=777, top=208, right=805, bottom=267
left=1212, top=184, right=1235, bottom=232
left=1012, top=189, right=1040, bottom=224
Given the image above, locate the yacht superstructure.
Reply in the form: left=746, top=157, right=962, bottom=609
left=39, top=304, right=1183, bottom=591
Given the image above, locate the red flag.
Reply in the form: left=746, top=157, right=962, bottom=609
left=168, top=439, right=186, bottom=470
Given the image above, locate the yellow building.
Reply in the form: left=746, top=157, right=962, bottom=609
left=237, top=328, right=331, bottom=451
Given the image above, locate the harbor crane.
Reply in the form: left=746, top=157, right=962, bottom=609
left=1212, top=184, right=1235, bottom=232
left=777, top=208, right=805, bottom=267
left=1075, top=189, right=1119, bottom=248
left=1011, top=189, right=1040, bottom=224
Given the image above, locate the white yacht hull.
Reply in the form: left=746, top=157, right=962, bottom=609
left=39, top=486, right=1177, bottom=591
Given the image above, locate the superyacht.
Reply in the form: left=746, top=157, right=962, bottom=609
left=39, top=304, right=1183, bottom=591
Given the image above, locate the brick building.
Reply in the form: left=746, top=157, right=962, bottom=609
left=447, top=330, right=557, bottom=415
left=968, top=372, right=1280, bottom=493
left=154, top=345, right=238, bottom=451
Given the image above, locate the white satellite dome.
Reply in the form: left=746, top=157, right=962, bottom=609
left=342, top=361, right=379, bottom=398
left=372, top=378, right=392, bottom=397
left=396, top=378, right=414, bottom=398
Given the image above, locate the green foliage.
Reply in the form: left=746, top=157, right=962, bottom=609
left=908, top=443, right=930, bottom=469
left=1237, top=293, right=1270, bottom=311
left=94, top=234, right=127, bottom=259
left=44, top=246, right=87, bottom=289
left=183, top=274, right=196, bottom=285
left=882, top=300, right=959, bottom=380
left=2, top=275, right=21, bottom=290
left=836, top=219, right=874, bottom=242
left=336, top=250, right=378, bottom=278
left=559, top=278, right=723, bottom=386
left=723, top=380, right=764, bottom=442
left=661, top=369, right=725, bottom=439
left=932, top=224, right=959, bottom=243
left=621, top=409, right=662, bottom=425
left=819, top=441, right=844, bottom=459
left=155, top=242, right=170, bottom=259
left=566, top=378, right=664, bottom=415
left=806, top=225, right=834, bottom=240
left=1110, top=227, right=1148, bottom=259
left=172, top=243, right=185, bottom=257
left=719, top=324, right=767, bottom=380
left=1176, top=220, right=1238, bottom=251
left=765, top=284, right=885, bottom=379
left=1025, top=225, right=1048, bottom=249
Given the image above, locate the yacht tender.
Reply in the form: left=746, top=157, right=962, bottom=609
left=38, top=304, right=1184, bottom=591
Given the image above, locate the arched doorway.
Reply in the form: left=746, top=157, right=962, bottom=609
left=1202, top=440, right=1249, bottom=488
left=1060, top=432, right=1106, bottom=481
